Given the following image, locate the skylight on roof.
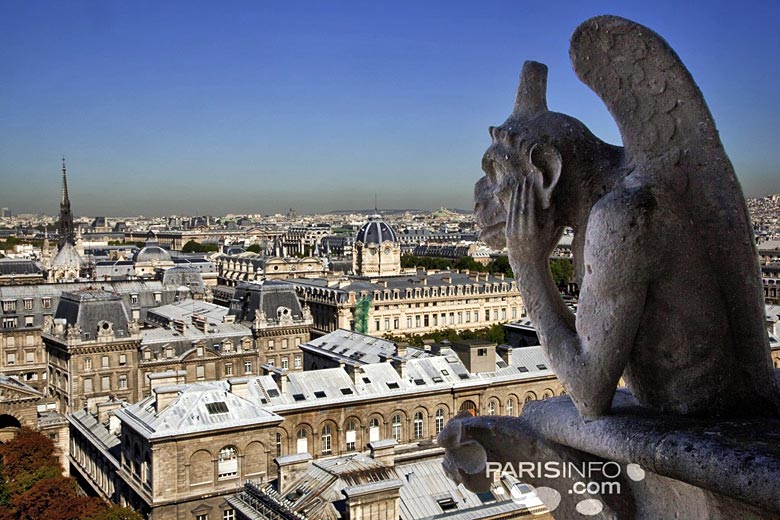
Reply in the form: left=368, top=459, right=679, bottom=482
left=293, top=393, right=306, bottom=401
left=537, top=364, right=548, bottom=370
left=414, top=379, right=425, bottom=386
left=340, top=388, right=353, bottom=395
left=386, top=382, right=400, bottom=389
left=314, top=391, right=327, bottom=398
left=362, top=377, right=371, bottom=384
left=518, top=367, right=529, bottom=373
left=441, top=369, right=449, bottom=376
left=432, top=376, right=443, bottom=383
left=205, top=402, right=229, bottom=415
left=267, top=389, right=280, bottom=398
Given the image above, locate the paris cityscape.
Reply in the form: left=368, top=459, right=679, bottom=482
left=1, top=2, right=779, bottom=520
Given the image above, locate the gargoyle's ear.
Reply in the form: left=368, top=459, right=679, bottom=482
left=529, top=143, right=562, bottom=209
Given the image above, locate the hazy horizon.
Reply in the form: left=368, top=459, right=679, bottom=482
left=2, top=1, right=779, bottom=216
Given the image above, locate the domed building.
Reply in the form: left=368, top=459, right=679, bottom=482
left=133, top=240, right=174, bottom=278
left=352, top=214, right=401, bottom=277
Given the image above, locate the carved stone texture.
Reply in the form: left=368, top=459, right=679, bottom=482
left=474, top=15, right=779, bottom=419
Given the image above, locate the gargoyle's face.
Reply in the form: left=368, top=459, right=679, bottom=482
left=474, top=126, right=525, bottom=249
left=474, top=176, right=507, bottom=249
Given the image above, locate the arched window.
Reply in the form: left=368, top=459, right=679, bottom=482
left=369, top=418, right=380, bottom=443
left=218, top=446, right=238, bottom=479
left=413, top=412, right=424, bottom=439
left=542, top=389, right=554, bottom=400
left=296, top=428, right=308, bottom=454
left=321, top=425, right=332, bottom=454
left=487, top=400, right=496, bottom=416
left=275, top=432, right=283, bottom=456
left=132, top=444, right=141, bottom=478
left=506, top=397, right=514, bottom=416
left=391, top=414, right=403, bottom=442
left=144, top=452, right=152, bottom=487
left=524, top=391, right=537, bottom=404
left=345, top=420, right=358, bottom=451
left=459, top=400, right=477, bottom=416
left=435, top=409, right=446, bottom=434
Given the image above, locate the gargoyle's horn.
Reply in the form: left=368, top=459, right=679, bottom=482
left=513, top=61, right=548, bottom=118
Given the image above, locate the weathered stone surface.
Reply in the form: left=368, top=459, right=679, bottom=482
left=474, top=14, right=779, bottom=419
left=449, top=14, right=780, bottom=518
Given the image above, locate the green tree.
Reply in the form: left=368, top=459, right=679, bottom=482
left=246, top=243, right=261, bottom=253
left=549, top=258, right=574, bottom=286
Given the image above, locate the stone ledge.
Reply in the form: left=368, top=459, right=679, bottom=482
left=521, top=388, right=780, bottom=514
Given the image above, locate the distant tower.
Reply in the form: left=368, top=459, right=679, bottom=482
left=58, top=156, right=75, bottom=247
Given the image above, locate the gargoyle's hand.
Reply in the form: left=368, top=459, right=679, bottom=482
left=439, top=412, right=492, bottom=493
left=506, top=174, right=562, bottom=265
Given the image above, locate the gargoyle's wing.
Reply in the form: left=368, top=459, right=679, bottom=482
left=571, top=15, right=779, bottom=413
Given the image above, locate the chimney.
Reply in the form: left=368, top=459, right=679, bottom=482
left=228, top=378, right=249, bottom=399
left=497, top=345, right=513, bottom=366
left=96, top=398, right=123, bottom=425
left=153, top=386, right=180, bottom=413
left=172, top=319, right=187, bottom=334
left=369, top=439, right=397, bottom=467
left=148, top=370, right=187, bottom=392
left=395, top=342, right=408, bottom=358
left=276, top=453, right=312, bottom=494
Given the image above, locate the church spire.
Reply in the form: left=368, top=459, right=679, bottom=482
left=61, top=156, right=70, bottom=205
left=58, top=156, right=74, bottom=247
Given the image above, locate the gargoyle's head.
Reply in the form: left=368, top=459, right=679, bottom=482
left=475, top=61, right=605, bottom=247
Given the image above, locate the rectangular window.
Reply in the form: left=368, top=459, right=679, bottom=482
left=2, top=318, right=17, bottom=329
left=25, top=334, right=33, bottom=346
left=101, top=376, right=110, bottom=391
left=6, top=353, right=15, bottom=366
left=281, top=357, right=289, bottom=369
left=267, top=340, right=274, bottom=351
left=153, top=292, right=161, bottom=303
left=393, top=318, right=399, bottom=329
left=85, top=357, right=93, bottom=370
left=458, top=312, right=463, bottom=324
left=375, top=319, right=380, bottom=331
left=225, top=363, right=233, bottom=376
left=6, top=337, right=14, bottom=348
left=406, top=317, right=412, bottom=329
left=196, top=365, right=205, bottom=380
left=294, top=337, right=301, bottom=346
left=223, top=511, right=235, bottom=520
left=384, top=318, right=390, bottom=330
left=130, top=294, right=138, bottom=305
left=511, top=307, right=517, bottom=319
left=102, top=356, right=109, bottom=368
left=267, top=359, right=275, bottom=367
left=118, top=375, right=127, bottom=389
left=196, top=515, right=208, bottom=520
left=294, top=354, right=301, bottom=369
left=84, top=378, right=93, bottom=393
left=2, top=301, right=16, bottom=312
left=132, top=309, right=140, bottom=320
left=244, top=361, right=252, bottom=374
left=282, top=338, right=288, bottom=349
left=42, top=298, right=51, bottom=309
left=23, top=299, right=33, bottom=310
left=501, top=309, right=507, bottom=320
left=119, top=354, right=127, bottom=366
left=25, top=351, right=34, bottom=364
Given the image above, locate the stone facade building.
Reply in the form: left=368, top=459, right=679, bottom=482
left=288, top=269, right=523, bottom=338
left=352, top=214, right=402, bottom=277
left=68, top=336, right=561, bottom=519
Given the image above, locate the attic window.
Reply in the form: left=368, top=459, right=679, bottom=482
left=362, top=377, right=371, bottom=384
left=267, top=389, right=280, bottom=398
left=414, top=379, right=425, bottom=386
left=293, top=394, right=306, bottom=402
left=205, top=402, right=229, bottom=415
left=386, top=382, right=400, bottom=389
left=458, top=374, right=470, bottom=380
left=260, top=398, right=267, bottom=404
left=441, top=370, right=449, bottom=376
left=518, top=367, right=529, bottom=373
left=537, top=364, right=548, bottom=370
left=432, top=376, right=443, bottom=383
left=437, top=497, right=458, bottom=512
left=340, top=388, right=353, bottom=395
left=314, top=391, right=327, bottom=398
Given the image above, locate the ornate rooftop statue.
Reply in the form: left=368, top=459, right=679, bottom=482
left=443, top=16, right=780, bottom=518
left=474, top=15, right=778, bottom=419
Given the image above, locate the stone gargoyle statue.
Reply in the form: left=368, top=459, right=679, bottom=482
left=441, top=14, right=780, bottom=517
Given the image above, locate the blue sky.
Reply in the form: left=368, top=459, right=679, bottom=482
left=1, top=1, right=778, bottom=216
